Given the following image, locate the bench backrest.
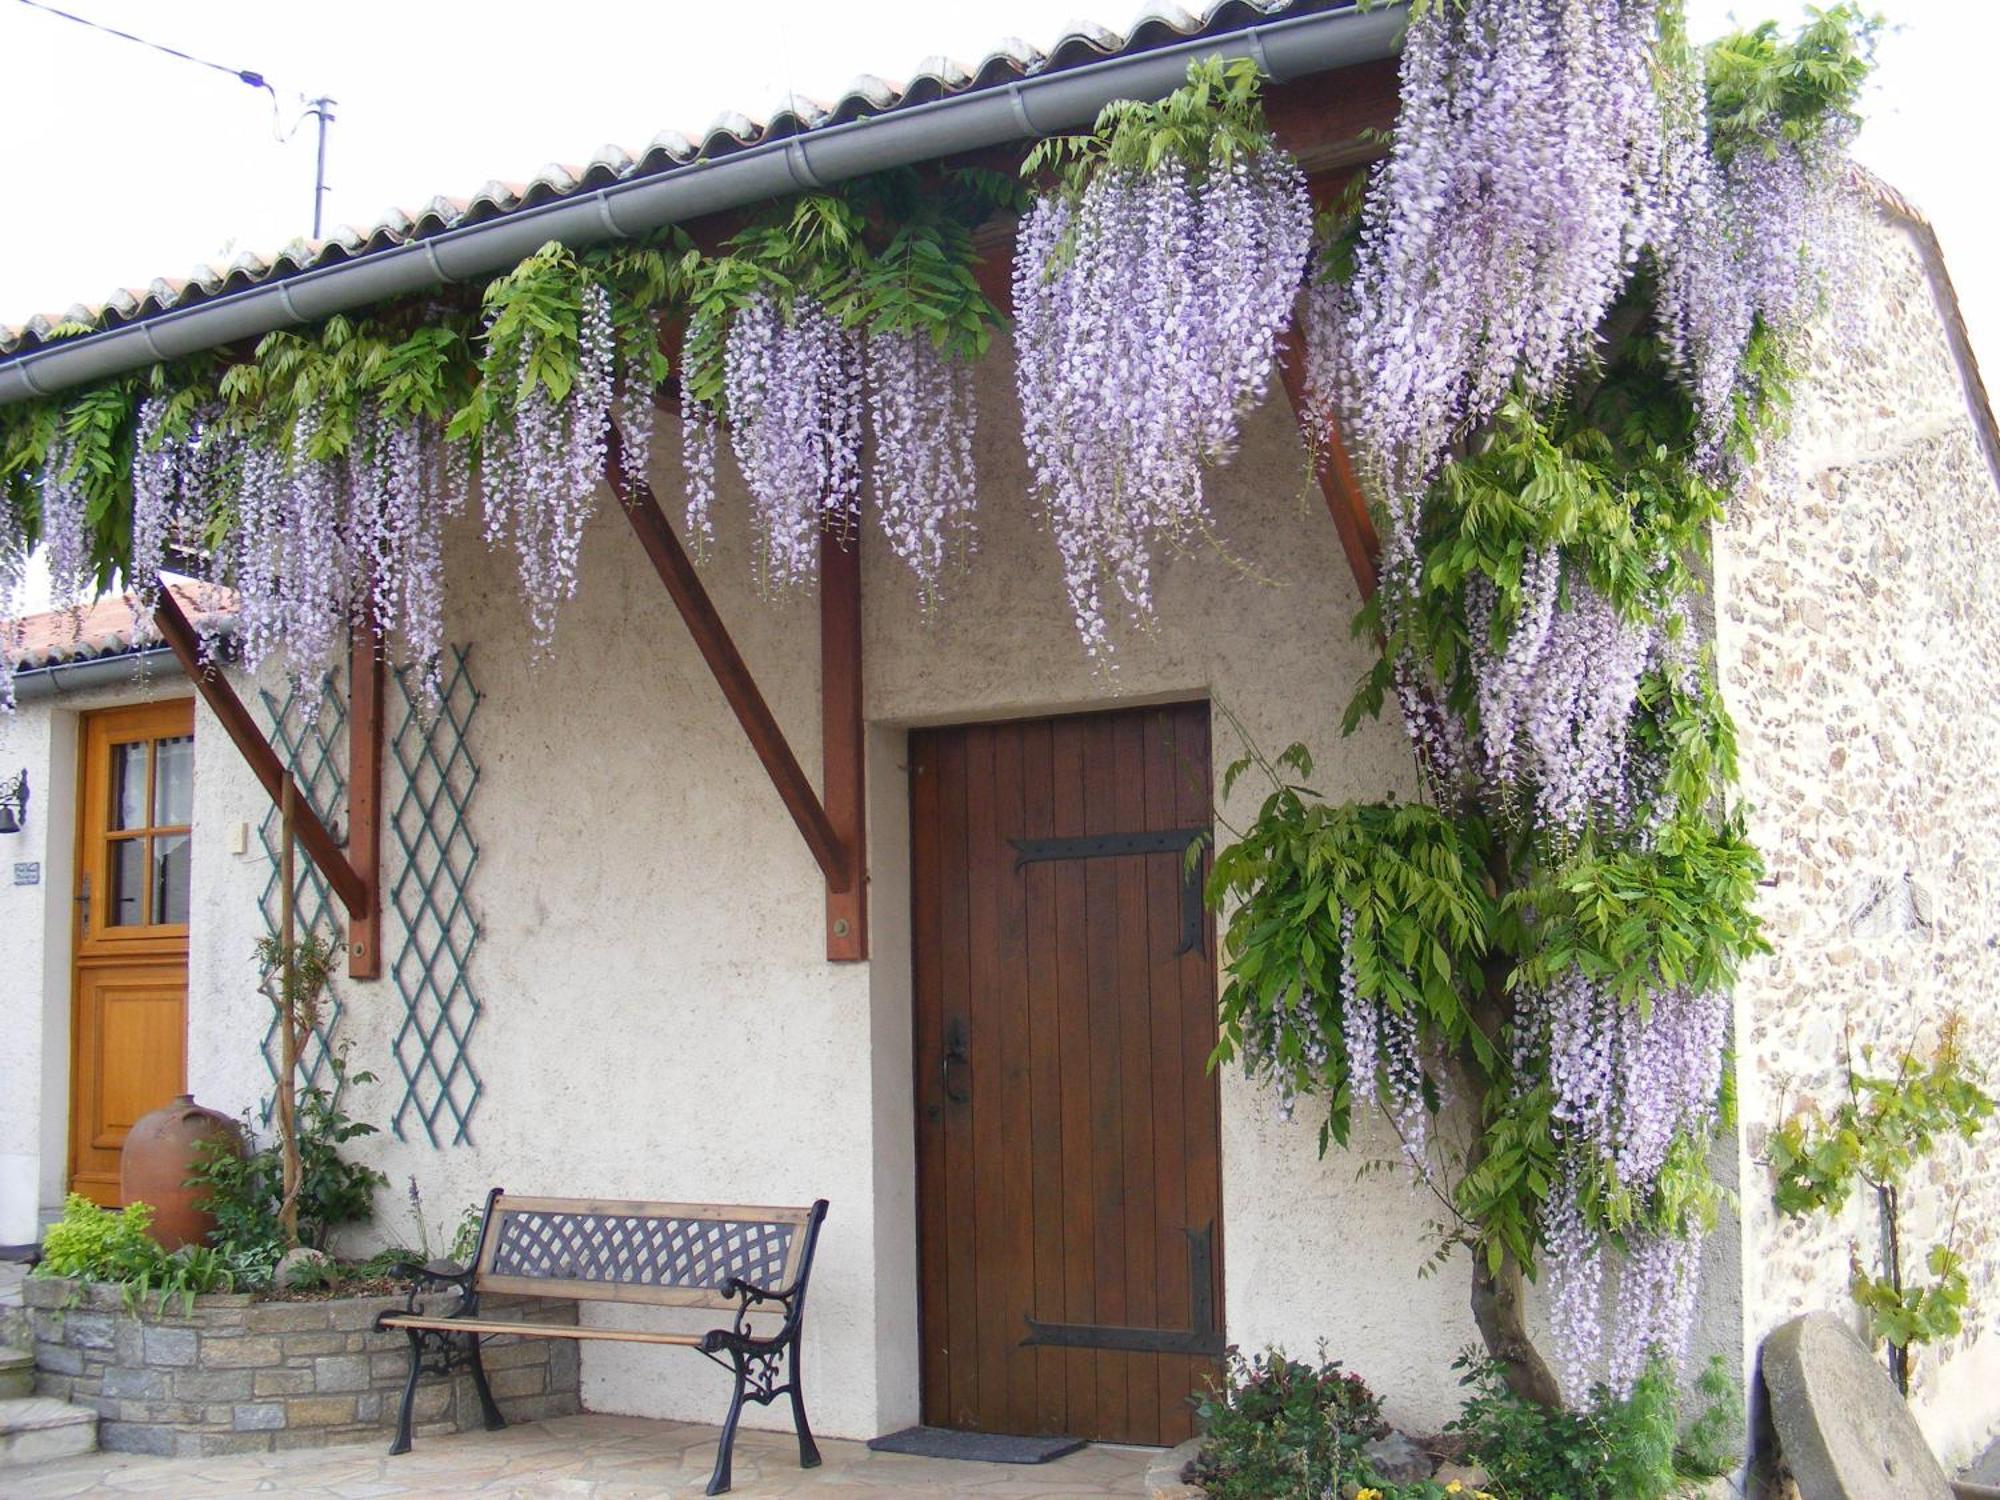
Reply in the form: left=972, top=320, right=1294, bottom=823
left=471, top=1193, right=826, bottom=1312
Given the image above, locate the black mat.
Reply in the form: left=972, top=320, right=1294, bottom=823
left=867, top=1426, right=1087, bottom=1464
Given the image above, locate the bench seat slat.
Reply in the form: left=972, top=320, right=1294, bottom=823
left=377, top=1315, right=707, bottom=1346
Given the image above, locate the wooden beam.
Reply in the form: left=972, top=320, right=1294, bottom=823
left=153, top=585, right=369, bottom=916
left=1276, top=331, right=1380, bottom=601
left=345, top=620, right=384, bottom=979
left=604, top=425, right=852, bottom=890
left=820, top=510, right=867, bottom=962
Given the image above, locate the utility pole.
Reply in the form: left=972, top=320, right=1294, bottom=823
left=306, top=95, right=338, bottom=239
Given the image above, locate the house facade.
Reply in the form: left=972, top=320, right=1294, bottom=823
left=1, top=0, right=1996, bottom=1473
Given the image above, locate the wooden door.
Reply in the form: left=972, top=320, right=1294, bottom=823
left=910, top=702, right=1222, bottom=1446
left=70, top=700, right=196, bottom=1204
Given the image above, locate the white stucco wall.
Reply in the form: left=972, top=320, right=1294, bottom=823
left=106, top=344, right=1503, bottom=1440
left=1718, top=204, right=2000, bottom=1469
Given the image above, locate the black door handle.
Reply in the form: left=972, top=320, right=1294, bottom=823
left=943, top=1017, right=971, bottom=1104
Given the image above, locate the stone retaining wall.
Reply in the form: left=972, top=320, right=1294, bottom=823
left=24, top=1275, right=580, bottom=1457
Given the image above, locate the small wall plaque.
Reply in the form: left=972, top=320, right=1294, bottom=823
left=13, top=862, right=40, bottom=886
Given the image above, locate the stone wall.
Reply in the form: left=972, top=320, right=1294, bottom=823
left=1716, top=200, right=2000, bottom=1468
left=24, top=1277, right=579, bottom=1457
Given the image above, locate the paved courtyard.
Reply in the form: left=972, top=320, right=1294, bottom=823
left=0, top=1413, right=1158, bottom=1498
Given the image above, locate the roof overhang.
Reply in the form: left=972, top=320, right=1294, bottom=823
left=0, top=1, right=1406, bottom=409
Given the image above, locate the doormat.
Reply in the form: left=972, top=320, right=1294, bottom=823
left=867, top=1426, right=1087, bottom=1464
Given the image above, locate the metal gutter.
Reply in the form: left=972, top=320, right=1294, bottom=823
left=0, top=2, right=1404, bottom=406
left=10, top=647, right=180, bottom=701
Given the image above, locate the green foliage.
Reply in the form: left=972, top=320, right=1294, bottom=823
left=1207, top=743, right=1497, bottom=1154
left=1189, top=1345, right=1390, bottom=1500
left=1673, top=1356, right=1744, bottom=1481
left=1446, top=1352, right=1679, bottom=1500
left=1768, top=1014, right=1992, bottom=1391
left=676, top=167, right=1010, bottom=418
left=189, top=1063, right=390, bottom=1269
left=1705, top=6, right=1880, bottom=164
left=31, top=1195, right=238, bottom=1315
left=1025, top=57, right=1279, bottom=191
left=254, top=927, right=341, bottom=1036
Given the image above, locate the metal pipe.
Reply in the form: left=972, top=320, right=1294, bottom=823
left=9, top=647, right=180, bottom=701
left=0, top=3, right=1403, bottom=406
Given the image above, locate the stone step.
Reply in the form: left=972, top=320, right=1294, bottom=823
left=0, top=1397, right=98, bottom=1467
left=0, top=1349, right=32, bottom=1399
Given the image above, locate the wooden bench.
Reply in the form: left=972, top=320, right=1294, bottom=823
left=376, top=1190, right=829, bottom=1495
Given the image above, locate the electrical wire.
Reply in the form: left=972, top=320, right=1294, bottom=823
left=14, top=0, right=273, bottom=88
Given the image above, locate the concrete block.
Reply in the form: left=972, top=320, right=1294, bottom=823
left=231, top=1402, right=286, bottom=1431
left=170, top=1369, right=254, bottom=1401
left=100, top=1367, right=167, bottom=1401
left=286, top=1395, right=356, bottom=1426
left=313, top=1354, right=371, bottom=1392
left=143, top=1326, right=200, bottom=1366
left=200, top=1336, right=284, bottom=1368
left=252, top=1368, right=314, bottom=1397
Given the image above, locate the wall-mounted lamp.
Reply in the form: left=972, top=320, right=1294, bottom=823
left=0, top=771, right=27, bottom=835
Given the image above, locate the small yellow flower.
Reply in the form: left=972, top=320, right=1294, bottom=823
left=1446, top=1485, right=1464, bottom=1495
left=1355, top=1490, right=1382, bottom=1500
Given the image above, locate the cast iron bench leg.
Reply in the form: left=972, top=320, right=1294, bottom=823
left=390, top=1329, right=423, bottom=1456
left=707, top=1352, right=751, bottom=1496
left=466, top=1332, right=507, bottom=1432
left=789, top=1338, right=820, bottom=1469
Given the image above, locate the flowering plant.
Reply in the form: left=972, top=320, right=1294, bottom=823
left=1219, top=2, right=1876, bottom=1411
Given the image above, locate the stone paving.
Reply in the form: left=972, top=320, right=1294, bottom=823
left=0, top=1413, right=1157, bottom=1497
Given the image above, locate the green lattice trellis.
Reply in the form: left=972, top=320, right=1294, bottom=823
left=257, top=674, right=349, bottom=1114
left=388, top=647, right=483, bottom=1145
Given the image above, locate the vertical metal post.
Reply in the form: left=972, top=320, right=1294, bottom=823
left=309, top=96, right=337, bottom=239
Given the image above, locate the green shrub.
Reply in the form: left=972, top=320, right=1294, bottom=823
left=1447, top=1353, right=1678, bottom=1500
left=32, top=1195, right=237, bottom=1314
left=188, top=1061, right=390, bottom=1279
left=1191, top=1345, right=1390, bottom=1500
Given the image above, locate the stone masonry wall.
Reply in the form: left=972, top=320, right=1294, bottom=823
left=25, top=1277, right=579, bottom=1457
left=1716, top=202, right=2000, bottom=1468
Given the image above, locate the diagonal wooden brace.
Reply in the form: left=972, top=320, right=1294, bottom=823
left=605, top=428, right=867, bottom=960
left=1276, top=325, right=1380, bottom=602
left=153, top=585, right=380, bottom=977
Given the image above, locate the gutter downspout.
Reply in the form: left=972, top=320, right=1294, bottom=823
left=0, top=3, right=1405, bottom=406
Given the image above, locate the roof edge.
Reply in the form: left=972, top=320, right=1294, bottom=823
left=0, top=2, right=1405, bottom=408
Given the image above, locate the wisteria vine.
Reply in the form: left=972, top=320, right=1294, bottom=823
left=1015, top=59, right=1312, bottom=657
left=1219, top=1, right=1876, bottom=1411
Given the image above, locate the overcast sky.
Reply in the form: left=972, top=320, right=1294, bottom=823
left=0, top=0, right=1992, bottom=614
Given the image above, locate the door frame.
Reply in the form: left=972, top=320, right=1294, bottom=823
left=904, top=699, right=1224, bottom=1443
left=67, top=698, right=196, bottom=1204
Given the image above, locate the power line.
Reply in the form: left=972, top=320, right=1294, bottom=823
left=13, top=0, right=338, bottom=237
left=14, top=0, right=271, bottom=92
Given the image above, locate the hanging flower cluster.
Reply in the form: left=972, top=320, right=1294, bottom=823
left=867, top=330, right=978, bottom=614
left=1014, top=58, right=1312, bottom=656
left=1337, top=0, right=1668, bottom=508
left=718, top=292, right=863, bottom=592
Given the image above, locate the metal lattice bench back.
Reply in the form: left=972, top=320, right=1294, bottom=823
left=377, top=1189, right=829, bottom=1495
left=476, top=1196, right=814, bottom=1310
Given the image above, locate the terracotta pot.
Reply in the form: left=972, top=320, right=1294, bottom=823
left=119, top=1095, right=245, bottom=1250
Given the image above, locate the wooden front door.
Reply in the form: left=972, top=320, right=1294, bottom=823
left=910, top=701, right=1222, bottom=1446
left=69, top=700, right=196, bottom=1204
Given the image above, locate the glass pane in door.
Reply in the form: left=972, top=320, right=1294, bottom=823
left=108, top=839, right=147, bottom=926
left=154, top=736, right=194, bottom=826
left=111, top=743, right=148, bottom=830
left=153, top=834, right=191, bottom=925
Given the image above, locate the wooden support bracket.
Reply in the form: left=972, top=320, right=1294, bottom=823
left=345, top=621, right=384, bottom=979
left=820, top=510, right=867, bottom=961
left=606, top=428, right=868, bottom=960
left=1276, top=326, right=1380, bottom=601
left=153, top=586, right=376, bottom=974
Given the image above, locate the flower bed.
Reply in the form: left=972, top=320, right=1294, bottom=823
left=24, top=1275, right=579, bottom=1457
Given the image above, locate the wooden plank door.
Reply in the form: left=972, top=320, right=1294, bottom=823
left=910, top=701, right=1222, bottom=1446
left=69, top=700, right=196, bottom=1204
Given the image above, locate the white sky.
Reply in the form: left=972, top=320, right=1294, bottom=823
left=1, top=0, right=1994, bottom=610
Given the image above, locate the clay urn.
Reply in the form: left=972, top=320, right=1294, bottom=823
left=119, top=1095, right=245, bottom=1251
